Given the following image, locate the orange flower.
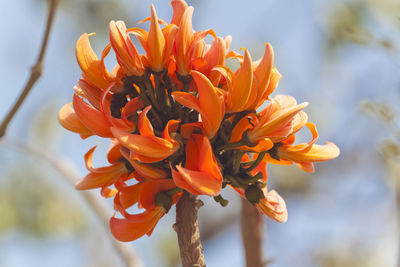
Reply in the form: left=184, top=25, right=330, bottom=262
left=213, top=49, right=254, bottom=112
left=172, top=134, right=223, bottom=196
left=109, top=20, right=145, bottom=76
left=172, top=71, right=225, bottom=138
left=75, top=144, right=127, bottom=191
left=255, top=189, right=288, bottom=223
left=111, top=175, right=180, bottom=242
left=128, top=5, right=178, bottom=71
left=174, top=6, right=216, bottom=75
left=59, top=0, right=341, bottom=243
left=111, top=106, right=180, bottom=163
left=110, top=206, right=166, bottom=242
left=75, top=33, right=116, bottom=90
left=247, top=95, right=308, bottom=143
left=68, top=87, right=138, bottom=138
left=264, top=122, right=340, bottom=172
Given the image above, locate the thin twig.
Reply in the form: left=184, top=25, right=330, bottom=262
left=2, top=138, right=143, bottom=267
left=0, top=0, right=58, bottom=138
left=174, top=191, right=206, bottom=267
left=241, top=198, right=264, bottom=267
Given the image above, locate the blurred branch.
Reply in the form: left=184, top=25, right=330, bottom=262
left=0, top=0, right=58, bottom=138
left=241, top=199, right=264, bottom=267
left=2, top=138, right=143, bottom=267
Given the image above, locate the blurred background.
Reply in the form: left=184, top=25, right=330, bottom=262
left=1, top=0, right=400, bottom=266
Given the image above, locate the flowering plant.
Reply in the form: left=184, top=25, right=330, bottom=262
left=59, top=0, right=339, bottom=245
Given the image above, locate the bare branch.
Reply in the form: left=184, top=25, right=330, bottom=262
left=175, top=191, right=206, bottom=267
left=0, top=0, right=58, bottom=137
left=241, top=198, right=264, bottom=267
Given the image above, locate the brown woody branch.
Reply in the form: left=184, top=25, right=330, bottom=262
left=175, top=191, right=206, bottom=267
left=241, top=198, right=264, bottom=267
left=0, top=0, right=58, bottom=138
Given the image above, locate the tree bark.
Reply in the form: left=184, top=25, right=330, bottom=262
left=241, top=198, right=264, bottom=267
left=175, top=191, right=206, bottom=267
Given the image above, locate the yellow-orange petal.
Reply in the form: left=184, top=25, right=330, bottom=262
left=110, top=207, right=165, bottom=242
left=58, top=103, right=92, bottom=135
left=172, top=166, right=221, bottom=196
left=162, top=24, right=178, bottom=66
left=191, top=71, right=224, bottom=138
left=111, top=127, right=178, bottom=159
left=280, top=142, right=340, bottom=163
left=229, top=49, right=253, bottom=112
left=148, top=5, right=166, bottom=71
left=75, top=163, right=126, bottom=190
left=175, top=7, right=194, bottom=74
left=125, top=156, right=169, bottom=180
left=171, top=0, right=189, bottom=25
left=254, top=43, right=274, bottom=98
left=109, top=20, right=144, bottom=76
left=249, top=102, right=308, bottom=142
left=138, top=106, right=155, bottom=137
left=256, top=190, right=288, bottom=223
left=76, top=33, right=113, bottom=89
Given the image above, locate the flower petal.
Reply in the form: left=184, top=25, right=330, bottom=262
left=148, top=5, right=165, bottom=71
left=73, top=94, right=113, bottom=137
left=111, top=127, right=178, bottom=159
left=58, top=103, right=92, bottom=135
left=75, top=33, right=113, bottom=89
left=172, top=165, right=221, bottom=196
left=110, top=207, right=165, bottom=242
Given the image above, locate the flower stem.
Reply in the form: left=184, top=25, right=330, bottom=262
left=175, top=191, right=206, bottom=267
left=241, top=198, right=264, bottom=267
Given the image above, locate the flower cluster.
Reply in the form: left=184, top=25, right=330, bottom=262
left=58, top=0, right=339, bottom=242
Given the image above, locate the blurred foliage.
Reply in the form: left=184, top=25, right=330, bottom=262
left=313, top=241, right=378, bottom=267
left=0, top=103, right=87, bottom=237
left=361, top=100, right=400, bottom=199
left=326, top=0, right=400, bottom=52
left=157, top=233, right=180, bottom=267
left=0, top=157, right=86, bottom=237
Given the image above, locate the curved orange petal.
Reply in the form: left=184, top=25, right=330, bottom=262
left=249, top=102, right=308, bottom=142
left=229, top=49, right=253, bottom=112
left=280, top=142, right=340, bottom=163
left=129, top=160, right=169, bottom=180
left=58, top=103, right=92, bottom=135
left=148, top=5, right=165, bottom=71
left=109, top=20, right=144, bottom=76
left=171, top=167, right=202, bottom=195
left=75, top=163, right=126, bottom=190
left=171, top=91, right=200, bottom=111
left=175, top=7, right=194, bottom=74
left=73, top=94, right=113, bottom=137
left=191, top=71, right=224, bottom=138
left=110, top=207, right=165, bottom=242
left=75, top=33, right=113, bottom=89
left=139, top=180, right=177, bottom=210
left=173, top=165, right=221, bottom=196
left=256, top=190, right=288, bottom=223
left=170, top=0, right=189, bottom=25
left=162, top=24, right=178, bottom=66
left=138, top=106, right=155, bottom=137
left=195, top=135, right=223, bottom=180
left=254, top=43, right=273, bottom=99
left=111, top=127, right=178, bottom=159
